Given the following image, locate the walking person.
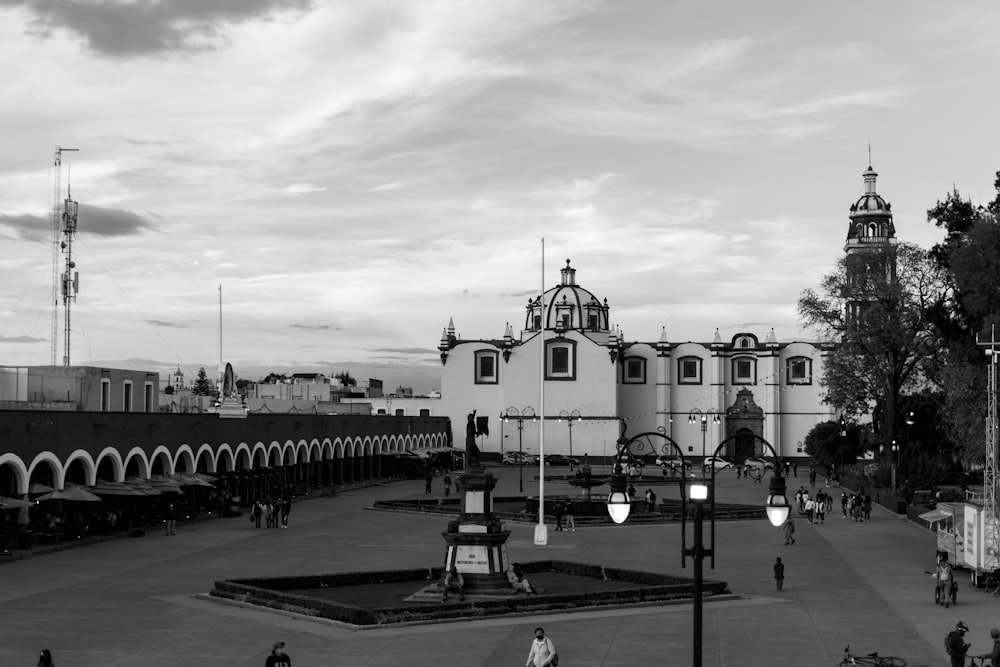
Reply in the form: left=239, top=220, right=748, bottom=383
left=815, top=491, right=825, bottom=524
left=773, top=557, right=785, bottom=591
left=281, top=495, right=291, bottom=528
left=38, top=649, right=54, bottom=667
left=265, top=641, right=291, bottom=667
left=783, top=516, right=796, bottom=545
left=443, top=473, right=452, bottom=497
left=164, top=501, right=177, bottom=536
left=251, top=500, right=262, bottom=528
left=554, top=500, right=564, bottom=531
left=424, top=471, right=433, bottom=494
left=526, top=627, right=558, bottom=667
left=841, top=491, right=848, bottom=518
left=564, top=500, right=576, bottom=531
left=935, top=554, right=955, bottom=607
left=946, top=621, right=970, bottom=667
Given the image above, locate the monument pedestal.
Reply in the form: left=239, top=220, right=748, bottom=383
left=440, top=469, right=513, bottom=593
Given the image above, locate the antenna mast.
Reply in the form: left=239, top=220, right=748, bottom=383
left=60, top=178, right=80, bottom=366
left=980, top=326, right=999, bottom=569
left=50, top=146, right=78, bottom=365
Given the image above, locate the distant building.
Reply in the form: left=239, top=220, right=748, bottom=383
left=0, top=365, right=159, bottom=412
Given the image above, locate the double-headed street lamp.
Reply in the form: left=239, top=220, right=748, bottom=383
left=557, top=409, right=581, bottom=460
left=502, top=406, right=536, bottom=493
left=606, top=430, right=789, bottom=667
left=688, top=408, right=721, bottom=473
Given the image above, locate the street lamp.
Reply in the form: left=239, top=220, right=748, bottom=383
left=503, top=406, right=536, bottom=493
left=688, top=408, right=721, bottom=474
left=890, top=439, right=899, bottom=494
left=558, top=409, right=581, bottom=460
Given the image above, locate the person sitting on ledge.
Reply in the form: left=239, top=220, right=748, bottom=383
left=442, top=565, right=465, bottom=603
left=506, top=562, right=537, bottom=595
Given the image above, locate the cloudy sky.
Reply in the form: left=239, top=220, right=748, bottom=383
left=1, top=0, right=999, bottom=391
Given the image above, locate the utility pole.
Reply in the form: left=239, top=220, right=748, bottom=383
left=979, top=326, right=999, bottom=571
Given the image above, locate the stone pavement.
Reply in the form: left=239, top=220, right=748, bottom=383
left=0, top=467, right=993, bottom=666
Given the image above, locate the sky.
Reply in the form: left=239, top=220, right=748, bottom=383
left=1, top=0, right=999, bottom=393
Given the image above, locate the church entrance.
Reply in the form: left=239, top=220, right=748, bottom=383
left=733, top=428, right=756, bottom=464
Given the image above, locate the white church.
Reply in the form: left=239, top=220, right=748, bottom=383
left=436, top=165, right=898, bottom=465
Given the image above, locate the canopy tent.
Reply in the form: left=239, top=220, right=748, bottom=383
left=0, top=496, right=34, bottom=509
left=918, top=508, right=952, bottom=524
left=91, top=481, right=146, bottom=497
left=124, top=477, right=163, bottom=496
left=27, top=482, right=55, bottom=495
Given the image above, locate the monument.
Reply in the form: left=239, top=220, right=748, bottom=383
left=216, top=362, right=247, bottom=419
left=437, top=410, right=515, bottom=594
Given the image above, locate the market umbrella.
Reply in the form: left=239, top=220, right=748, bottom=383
left=124, top=477, right=162, bottom=496
left=169, top=473, right=214, bottom=488
left=91, top=481, right=145, bottom=497
left=27, top=482, right=55, bottom=495
left=147, top=475, right=184, bottom=495
left=36, top=485, right=102, bottom=502
left=0, top=496, right=35, bottom=509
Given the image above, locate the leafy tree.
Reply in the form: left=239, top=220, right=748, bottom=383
left=802, top=419, right=867, bottom=471
left=260, top=372, right=288, bottom=384
left=335, top=371, right=357, bottom=386
left=192, top=367, right=213, bottom=396
left=164, top=385, right=174, bottom=395
left=925, top=177, right=1000, bottom=464
left=798, top=242, right=950, bottom=446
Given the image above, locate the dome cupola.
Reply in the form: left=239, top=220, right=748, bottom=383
left=523, top=259, right=610, bottom=335
left=845, top=163, right=896, bottom=251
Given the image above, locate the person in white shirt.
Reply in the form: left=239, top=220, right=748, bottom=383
left=526, top=627, right=557, bottom=667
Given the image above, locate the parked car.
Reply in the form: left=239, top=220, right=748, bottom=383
left=743, top=457, right=774, bottom=471
left=703, top=456, right=733, bottom=471
left=544, top=454, right=581, bottom=467
left=656, top=456, right=692, bottom=472
left=502, top=452, right=538, bottom=465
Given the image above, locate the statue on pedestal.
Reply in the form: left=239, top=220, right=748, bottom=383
left=465, top=410, right=481, bottom=470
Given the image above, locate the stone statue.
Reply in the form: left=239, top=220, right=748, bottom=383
left=466, top=410, right=481, bottom=469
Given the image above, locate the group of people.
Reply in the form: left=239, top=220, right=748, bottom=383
left=946, top=621, right=1000, bottom=667
left=250, top=496, right=291, bottom=529
left=552, top=500, right=576, bottom=531
left=440, top=561, right=538, bottom=603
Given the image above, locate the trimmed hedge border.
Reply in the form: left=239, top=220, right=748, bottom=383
left=208, top=560, right=730, bottom=626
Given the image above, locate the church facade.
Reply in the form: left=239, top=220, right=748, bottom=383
left=436, top=165, right=898, bottom=465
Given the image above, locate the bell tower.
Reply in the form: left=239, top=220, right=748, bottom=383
left=844, top=162, right=898, bottom=326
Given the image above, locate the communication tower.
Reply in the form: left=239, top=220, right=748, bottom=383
left=50, top=146, right=78, bottom=365
left=981, top=326, right=999, bottom=568
left=60, top=182, right=80, bottom=366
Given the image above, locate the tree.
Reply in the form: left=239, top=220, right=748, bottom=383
left=925, top=178, right=1000, bottom=463
left=798, top=242, right=951, bottom=446
left=802, top=420, right=867, bottom=471
left=164, top=385, right=174, bottom=395
left=192, top=367, right=213, bottom=396
left=335, top=371, right=357, bottom=386
left=260, top=372, right=288, bottom=384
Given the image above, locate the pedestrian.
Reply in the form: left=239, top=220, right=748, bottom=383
left=841, top=491, right=848, bottom=518
left=526, top=627, right=558, bottom=667
left=935, top=554, right=954, bottom=608
left=164, top=501, right=177, bottom=535
left=793, top=462, right=798, bottom=477
left=441, top=564, right=465, bottom=602
left=424, top=471, right=432, bottom=494
left=251, top=501, right=262, bottom=528
left=281, top=495, right=291, bottom=528
left=443, top=473, right=452, bottom=497
left=863, top=494, right=872, bottom=521
left=266, top=641, right=291, bottom=667
left=794, top=488, right=803, bottom=513
left=564, top=499, right=576, bottom=531
left=783, top=516, right=796, bottom=545
left=264, top=501, right=274, bottom=528
left=38, top=649, right=54, bottom=667
left=976, top=627, right=1000, bottom=667
left=809, top=467, right=816, bottom=488
left=554, top=500, right=564, bottom=531
left=815, top=491, right=825, bottom=524
left=773, top=557, right=785, bottom=591
left=947, top=621, right=970, bottom=667
left=805, top=496, right=814, bottom=523
left=627, top=483, right=636, bottom=500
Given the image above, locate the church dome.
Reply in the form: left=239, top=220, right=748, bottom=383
left=523, top=259, right=610, bottom=334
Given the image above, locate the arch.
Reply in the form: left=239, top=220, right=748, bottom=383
left=95, top=447, right=125, bottom=482
left=0, top=454, right=29, bottom=495
left=215, top=445, right=235, bottom=472
left=173, top=445, right=196, bottom=473
left=194, top=444, right=216, bottom=473
left=28, top=451, right=64, bottom=489
left=123, top=447, right=151, bottom=479
left=64, top=449, right=98, bottom=487
left=232, top=443, right=252, bottom=470
left=149, top=445, right=175, bottom=476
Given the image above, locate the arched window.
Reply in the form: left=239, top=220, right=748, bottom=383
left=474, top=350, right=499, bottom=385
left=678, top=356, right=702, bottom=384
left=546, top=339, right=577, bottom=380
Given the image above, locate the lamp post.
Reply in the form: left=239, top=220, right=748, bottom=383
left=558, top=409, right=581, bottom=460
left=503, top=406, right=536, bottom=493
left=606, top=429, right=785, bottom=667
left=839, top=417, right=847, bottom=479
left=890, top=439, right=899, bottom=494
left=902, top=410, right=914, bottom=495
left=688, top=408, right=721, bottom=475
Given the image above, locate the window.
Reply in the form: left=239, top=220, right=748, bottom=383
left=786, top=357, right=813, bottom=385
left=394, top=408, right=405, bottom=416
left=100, top=379, right=111, bottom=412
left=123, top=381, right=133, bottom=412
left=419, top=408, right=431, bottom=417
left=474, top=350, right=499, bottom=385
left=732, top=357, right=756, bottom=384
left=678, top=357, right=702, bottom=384
left=545, top=340, right=576, bottom=380
left=377, top=408, right=387, bottom=415
left=588, top=314, right=599, bottom=330
left=143, top=382, right=154, bottom=413
left=623, top=356, right=646, bottom=384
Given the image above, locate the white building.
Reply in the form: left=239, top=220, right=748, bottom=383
left=437, top=259, right=835, bottom=464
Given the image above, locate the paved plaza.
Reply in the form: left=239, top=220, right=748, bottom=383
left=0, top=467, right=993, bottom=666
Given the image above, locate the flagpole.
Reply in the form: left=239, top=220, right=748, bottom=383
left=535, top=238, right=548, bottom=545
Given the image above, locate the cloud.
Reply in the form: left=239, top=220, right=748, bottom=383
left=290, top=324, right=336, bottom=330
left=282, top=183, right=327, bottom=196
left=4, top=0, right=313, bottom=57
left=0, top=333, right=46, bottom=343
left=369, top=347, right=437, bottom=355
left=145, top=319, right=186, bottom=328
left=0, top=204, right=153, bottom=242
